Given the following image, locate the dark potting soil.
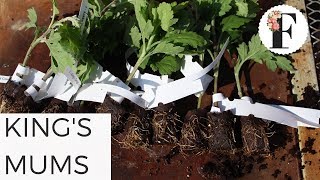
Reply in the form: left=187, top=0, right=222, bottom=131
left=112, top=60, right=299, bottom=179
left=8, top=95, right=42, bottom=113
left=0, top=81, right=43, bottom=113
left=42, top=98, right=69, bottom=113
left=118, top=102, right=183, bottom=148
left=207, top=112, right=236, bottom=153
left=0, top=81, right=21, bottom=113
left=295, top=86, right=320, bottom=109
left=96, top=96, right=128, bottom=135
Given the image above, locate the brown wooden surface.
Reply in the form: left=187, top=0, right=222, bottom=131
left=287, top=0, right=320, bottom=179
left=0, top=0, right=313, bottom=179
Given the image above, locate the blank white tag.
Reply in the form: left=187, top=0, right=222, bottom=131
left=211, top=93, right=320, bottom=128
left=0, top=75, right=10, bottom=84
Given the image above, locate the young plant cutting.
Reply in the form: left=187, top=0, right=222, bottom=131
left=2, top=0, right=320, bottom=178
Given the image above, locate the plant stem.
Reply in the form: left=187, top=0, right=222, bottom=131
left=207, top=49, right=220, bottom=106
left=146, top=35, right=155, bottom=51
left=234, top=70, right=243, bottom=98
left=42, top=68, right=53, bottom=81
left=197, top=53, right=205, bottom=109
left=197, top=93, right=203, bottom=109
left=233, top=56, right=249, bottom=98
left=125, top=49, right=146, bottom=85
left=211, top=49, right=219, bottom=94
left=22, top=2, right=57, bottom=67
left=125, top=61, right=140, bottom=85
left=126, top=34, right=156, bottom=85
left=101, top=0, right=117, bottom=16
left=22, top=35, right=41, bottom=67
left=213, top=61, right=220, bottom=93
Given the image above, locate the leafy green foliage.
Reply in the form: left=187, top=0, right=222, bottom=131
left=164, top=31, right=207, bottom=49
left=45, top=1, right=101, bottom=83
left=233, top=34, right=293, bottom=97
left=247, top=0, right=260, bottom=18
left=150, top=55, right=182, bottom=75
left=52, top=0, right=60, bottom=16
left=87, top=0, right=133, bottom=61
left=152, top=42, right=184, bottom=55
left=24, top=8, right=38, bottom=29
left=221, top=15, right=251, bottom=38
left=235, top=0, right=248, bottom=17
left=130, top=26, right=142, bottom=48
left=157, top=2, right=175, bottom=31
left=193, top=0, right=259, bottom=47
left=236, top=34, right=294, bottom=72
left=126, top=1, right=206, bottom=77
left=218, top=0, right=232, bottom=16
left=46, top=25, right=80, bottom=74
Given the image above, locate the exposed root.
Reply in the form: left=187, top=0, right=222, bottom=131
left=121, top=112, right=152, bottom=149
left=151, top=104, right=181, bottom=144
left=178, top=109, right=208, bottom=154
left=241, top=115, right=269, bottom=154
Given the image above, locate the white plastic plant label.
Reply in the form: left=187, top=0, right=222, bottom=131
left=211, top=93, right=320, bottom=128
left=270, top=105, right=320, bottom=127
left=148, top=75, right=213, bottom=108
left=64, top=67, right=81, bottom=90
left=11, top=64, right=30, bottom=84
left=24, top=79, right=47, bottom=100
left=180, top=55, right=204, bottom=76
left=23, top=69, right=47, bottom=87
left=0, top=75, right=10, bottom=84
left=11, top=67, right=48, bottom=88
left=75, top=83, right=148, bottom=108
left=94, top=68, right=131, bottom=103
left=130, top=72, right=173, bottom=91
left=55, top=82, right=79, bottom=103
left=78, top=0, right=89, bottom=33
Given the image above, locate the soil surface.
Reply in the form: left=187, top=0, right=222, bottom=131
left=112, top=61, right=300, bottom=179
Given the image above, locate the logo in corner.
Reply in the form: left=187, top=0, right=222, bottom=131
left=259, top=5, right=308, bottom=55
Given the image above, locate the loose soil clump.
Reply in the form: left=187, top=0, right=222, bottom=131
left=207, top=111, right=237, bottom=153
left=296, top=86, right=320, bottom=109
left=0, top=81, right=42, bottom=113
left=198, top=154, right=247, bottom=179
left=96, top=96, right=128, bottom=135
left=0, top=81, right=21, bottom=113
left=8, top=95, right=42, bottom=113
